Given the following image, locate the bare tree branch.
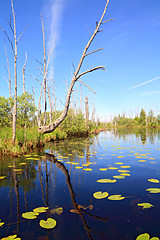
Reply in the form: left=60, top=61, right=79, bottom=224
left=84, top=48, right=104, bottom=57
left=101, top=18, right=115, bottom=25
left=77, top=80, right=96, bottom=94
left=35, top=58, right=43, bottom=66
left=17, top=25, right=28, bottom=43
left=39, top=0, right=111, bottom=134
left=0, top=25, right=14, bottom=54
left=76, top=66, right=106, bottom=80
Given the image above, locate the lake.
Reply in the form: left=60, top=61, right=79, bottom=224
left=1, top=128, right=160, bottom=240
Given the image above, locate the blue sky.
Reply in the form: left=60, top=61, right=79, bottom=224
left=0, top=0, right=160, bottom=121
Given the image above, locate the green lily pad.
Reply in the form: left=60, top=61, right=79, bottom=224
left=39, top=218, right=56, bottom=229
left=75, top=166, right=83, bottom=169
left=108, top=167, right=118, bottom=170
left=0, top=176, right=6, bottom=180
left=33, top=207, right=49, bottom=213
left=137, top=203, right=154, bottom=209
left=1, top=235, right=21, bottom=240
left=22, top=211, right=39, bottom=219
left=0, top=222, right=5, bottom=227
left=120, top=166, right=130, bottom=168
left=150, top=238, right=159, bottom=240
left=108, top=195, right=125, bottom=200
left=136, top=233, right=150, bottom=240
left=148, top=178, right=159, bottom=183
left=97, top=179, right=116, bottom=183
left=99, top=168, right=107, bottom=171
left=83, top=168, right=92, bottom=171
left=113, top=175, right=125, bottom=179
left=93, top=191, right=109, bottom=199
left=146, top=188, right=160, bottom=193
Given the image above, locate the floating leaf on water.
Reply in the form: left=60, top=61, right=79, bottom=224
left=33, top=207, right=49, bottom=213
left=39, top=218, right=56, bottom=229
left=83, top=168, right=92, bottom=171
left=65, top=161, right=72, bottom=164
left=117, top=156, right=124, bottom=158
left=82, top=164, right=89, bottom=167
left=108, top=167, right=118, bottom=170
left=0, top=222, right=5, bottom=227
left=115, top=162, right=123, bottom=165
left=139, top=160, right=146, bottom=162
left=22, top=211, right=39, bottom=219
left=118, top=170, right=130, bottom=173
left=93, top=191, right=109, bottom=199
left=1, top=235, right=21, bottom=240
left=72, top=162, right=79, bottom=165
left=148, top=178, right=159, bottom=183
left=108, top=195, right=125, bottom=201
left=146, top=188, right=160, bottom=193
left=120, top=173, right=130, bottom=176
left=19, top=163, right=26, bottom=165
left=75, top=166, right=83, bottom=169
left=70, top=209, right=81, bottom=214
left=137, top=203, right=154, bottom=209
left=120, top=166, right=130, bottom=168
left=113, top=175, right=125, bottom=179
left=77, top=204, right=93, bottom=210
left=136, top=233, right=150, bottom=240
left=97, top=179, right=116, bottom=183
left=50, top=207, right=63, bottom=215
left=99, top=168, right=107, bottom=171
left=0, top=176, right=6, bottom=180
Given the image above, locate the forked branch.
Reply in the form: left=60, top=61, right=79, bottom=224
left=39, top=0, right=111, bottom=134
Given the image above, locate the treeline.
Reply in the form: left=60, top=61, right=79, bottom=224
left=0, top=93, right=105, bottom=135
left=110, top=108, right=160, bottom=128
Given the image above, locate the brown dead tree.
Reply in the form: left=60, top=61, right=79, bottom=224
left=0, top=0, right=27, bottom=143
left=39, top=0, right=113, bottom=134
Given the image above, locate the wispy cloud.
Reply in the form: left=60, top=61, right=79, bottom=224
left=130, top=76, right=160, bottom=89
left=140, top=91, right=160, bottom=96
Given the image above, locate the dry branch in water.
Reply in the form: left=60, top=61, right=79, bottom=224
left=39, top=0, right=113, bottom=134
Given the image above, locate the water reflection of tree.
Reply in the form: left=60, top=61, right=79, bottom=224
left=44, top=153, right=109, bottom=240
left=112, top=127, right=159, bottom=145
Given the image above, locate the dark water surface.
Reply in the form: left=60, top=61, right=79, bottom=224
left=1, top=128, right=160, bottom=240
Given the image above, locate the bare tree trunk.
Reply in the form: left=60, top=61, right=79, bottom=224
left=12, top=0, right=17, bottom=144
left=39, top=0, right=112, bottom=134
left=23, top=52, right=27, bottom=93
left=47, top=81, right=52, bottom=124
left=23, top=53, right=27, bottom=146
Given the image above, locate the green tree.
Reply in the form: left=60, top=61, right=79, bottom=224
left=17, top=92, right=37, bottom=127
left=139, top=108, right=146, bottom=126
left=0, top=97, right=14, bottom=127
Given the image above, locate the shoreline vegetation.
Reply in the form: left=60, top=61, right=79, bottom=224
left=1, top=97, right=160, bottom=157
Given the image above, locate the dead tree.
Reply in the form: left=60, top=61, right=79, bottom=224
left=37, top=14, right=55, bottom=128
left=39, top=0, right=113, bottom=134
left=0, top=0, right=27, bottom=143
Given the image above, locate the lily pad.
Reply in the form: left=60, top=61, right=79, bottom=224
left=99, top=168, right=107, bottom=171
left=1, top=235, right=21, bottom=240
left=136, top=233, right=159, bottom=240
left=137, top=203, right=154, bottom=209
left=148, top=178, right=159, bottom=183
left=22, top=211, right=39, bottom=219
left=0, top=221, right=5, bottom=227
left=136, top=233, right=150, bottom=240
left=146, top=188, right=160, bottom=193
left=50, top=207, right=63, bottom=215
left=108, top=167, right=118, bottom=170
left=108, top=195, right=125, bottom=200
left=120, top=166, right=130, bottom=168
left=33, top=207, right=49, bottom=213
left=113, top=175, right=125, bottom=179
left=83, top=168, right=92, bottom=171
left=97, top=179, right=116, bottom=183
left=93, top=191, right=109, bottom=199
left=75, top=166, right=83, bottom=169
left=39, top=218, right=56, bottom=229
left=0, top=176, right=6, bottom=180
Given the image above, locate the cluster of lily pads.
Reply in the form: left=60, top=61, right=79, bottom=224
left=22, top=207, right=57, bottom=229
